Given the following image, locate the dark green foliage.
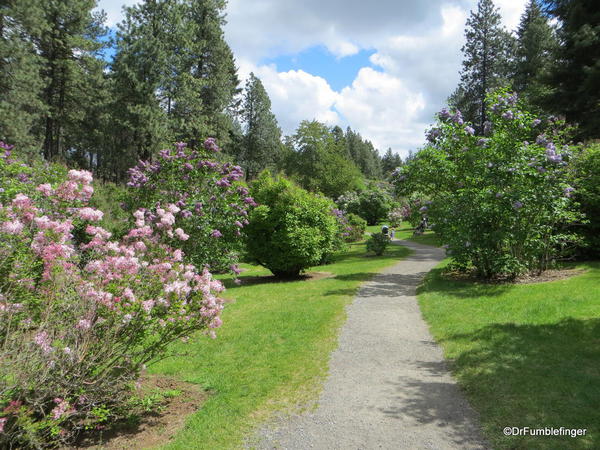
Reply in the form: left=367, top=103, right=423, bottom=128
left=545, top=0, right=600, bottom=139
left=0, top=0, right=107, bottom=160
left=39, top=0, right=108, bottom=161
left=381, top=148, right=403, bottom=177
left=513, top=0, right=558, bottom=112
left=338, top=186, right=394, bottom=225
left=0, top=0, right=46, bottom=153
left=246, top=172, right=338, bottom=278
left=285, top=120, right=364, bottom=199
left=571, top=143, right=600, bottom=257
left=344, top=127, right=382, bottom=179
left=366, top=232, right=389, bottom=256
left=239, top=73, right=282, bottom=179
left=107, top=0, right=240, bottom=179
left=450, top=0, right=515, bottom=132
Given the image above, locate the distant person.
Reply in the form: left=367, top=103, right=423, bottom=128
left=390, top=227, right=395, bottom=239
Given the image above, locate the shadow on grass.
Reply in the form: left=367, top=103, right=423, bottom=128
left=436, top=318, right=600, bottom=449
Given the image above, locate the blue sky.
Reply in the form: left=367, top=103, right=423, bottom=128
left=96, top=0, right=526, bottom=157
left=262, top=47, right=379, bottom=92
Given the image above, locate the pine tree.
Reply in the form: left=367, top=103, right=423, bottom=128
left=109, top=0, right=175, bottom=172
left=108, top=0, right=240, bottom=177
left=450, top=0, right=515, bottom=132
left=545, top=0, right=600, bottom=139
left=239, top=73, right=282, bottom=180
left=345, top=127, right=382, bottom=179
left=381, top=148, right=402, bottom=175
left=0, top=0, right=47, bottom=153
left=513, top=0, right=558, bottom=112
left=177, top=0, right=240, bottom=146
left=38, top=0, right=107, bottom=161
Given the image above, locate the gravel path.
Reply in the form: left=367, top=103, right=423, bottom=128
left=256, top=239, right=488, bottom=450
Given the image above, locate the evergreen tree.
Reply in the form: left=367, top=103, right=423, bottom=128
left=38, top=0, right=107, bottom=161
left=0, top=0, right=46, bottom=153
left=513, top=0, right=558, bottom=111
left=545, top=0, right=600, bottom=139
left=450, top=0, right=515, bottom=132
left=108, top=0, right=240, bottom=178
left=177, top=0, right=240, bottom=146
left=345, top=127, right=382, bottom=179
left=381, top=148, right=402, bottom=175
left=239, top=73, right=282, bottom=179
left=286, top=120, right=363, bottom=199
left=109, top=0, right=176, bottom=172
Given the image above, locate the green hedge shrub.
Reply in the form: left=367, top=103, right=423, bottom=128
left=246, top=172, right=338, bottom=278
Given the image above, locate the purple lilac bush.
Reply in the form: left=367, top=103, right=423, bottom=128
left=0, top=149, right=225, bottom=447
left=125, top=139, right=256, bottom=274
left=394, top=89, right=581, bottom=278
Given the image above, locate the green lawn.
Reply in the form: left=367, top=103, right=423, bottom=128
left=417, top=260, right=600, bottom=449
left=150, top=241, right=410, bottom=449
left=367, top=222, right=441, bottom=247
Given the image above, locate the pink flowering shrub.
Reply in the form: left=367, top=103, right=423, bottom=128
left=0, top=158, right=225, bottom=447
left=125, top=139, right=255, bottom=274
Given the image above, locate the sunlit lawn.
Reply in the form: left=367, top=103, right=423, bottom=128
left=150, top=240, right=410, bottom=449
left=367, top=221, right=441, bottom=247
left=418, top=260, right=600, bottom=449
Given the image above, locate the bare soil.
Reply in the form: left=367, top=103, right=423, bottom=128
left=72, top=375, right=206, bottom=450
left=444, top=266, right=588, bottom=285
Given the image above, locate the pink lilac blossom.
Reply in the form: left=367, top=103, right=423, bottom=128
left=78, top=207, right=104, bottom=222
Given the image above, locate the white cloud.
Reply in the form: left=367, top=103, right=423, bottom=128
left=96, top=0, right=139, bottom=27
left=96, top=0, right=527, bottom=157
left=240, top=62, right=341, bottom=133
left=336, top=68, right=427, bottom=152
left=225, top=0, right=525, bottom=157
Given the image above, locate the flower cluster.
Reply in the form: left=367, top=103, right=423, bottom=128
left=124, top=139, right=254, bottom=273
left=0, top=153, right=225, bottom=446
left=394, top=89, right=581, bottom=278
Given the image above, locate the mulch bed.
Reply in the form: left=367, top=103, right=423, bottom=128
left=443, top=266, right=588, bottom=285
left=71, top=375, right=206, bottom=450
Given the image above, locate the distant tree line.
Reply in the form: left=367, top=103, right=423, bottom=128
left=0, top=0, right=405, bottom=189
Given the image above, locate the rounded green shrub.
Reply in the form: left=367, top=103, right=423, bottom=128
left=246, top=172, right=338, bottom=278
left=366, top=232, right=390, bottom=256
left=337, top=186, right=393, bottom=225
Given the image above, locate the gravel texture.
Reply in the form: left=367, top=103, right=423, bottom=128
left=255, top=239, right=488, bottom=450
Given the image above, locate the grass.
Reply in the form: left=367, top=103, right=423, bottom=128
left=150, top=240, right=411, bottom=449
left=417, top=260, right=600, bottom=449
left=367, top=222, right=441, bottom=247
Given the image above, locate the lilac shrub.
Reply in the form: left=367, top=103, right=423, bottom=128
left=0, top=156, right=225, bottom=447
left=393, top=90, right=581, bottom=278
left=125, top=140, right=255, bottom=273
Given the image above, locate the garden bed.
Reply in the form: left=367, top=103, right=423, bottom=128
left=72, top=376, right=206, bottom=449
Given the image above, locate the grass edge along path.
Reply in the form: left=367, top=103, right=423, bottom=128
left=150, top=241, right=411, bottom=449
left=417, top=259, right=600, bottom=450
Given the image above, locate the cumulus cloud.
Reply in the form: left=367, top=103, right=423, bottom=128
left=227, top=0, right=526, bottom=157
left=97, top=0, right=527, bottom=157
left=247, top=63, right=341, bottom=132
